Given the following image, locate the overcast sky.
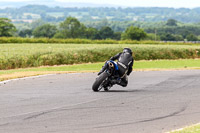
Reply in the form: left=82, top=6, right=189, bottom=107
left=1, top=0, right=200, bottom=8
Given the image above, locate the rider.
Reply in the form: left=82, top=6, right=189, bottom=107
left=98, top=48, right=134, bottom=87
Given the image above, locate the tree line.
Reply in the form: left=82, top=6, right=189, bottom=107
left=1, top=17, right=200, bottom=41
left=3, top=5, right=200, bottom=23
left=1, top=17, right=147, bottom=41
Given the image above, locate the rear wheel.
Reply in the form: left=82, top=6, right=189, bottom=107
left=92, top=72, right=109, bottom=92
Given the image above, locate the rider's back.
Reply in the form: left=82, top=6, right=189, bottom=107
left=118, top=52, right=133, bottom=67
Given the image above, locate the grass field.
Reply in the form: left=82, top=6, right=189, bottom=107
left=0, top=59, right=200, bottom=81
left=0, top=43, right=200, bottom=70
left=1, top=43, right=199, bottom=58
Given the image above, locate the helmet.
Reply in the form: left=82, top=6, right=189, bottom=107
left=123, top=48, right=132, bottom=55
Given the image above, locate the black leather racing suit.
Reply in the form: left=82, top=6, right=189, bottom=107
left=110, top=52, right=134, bottom=87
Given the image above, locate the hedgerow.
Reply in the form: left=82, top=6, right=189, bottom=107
left=0, top=37, right=200, bottom=45
left=0, top=44, right=200, bottom=70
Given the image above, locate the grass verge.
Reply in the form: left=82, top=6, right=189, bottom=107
left=0, top=59, right=200, bottom=82
left=169, top=123, right=200, bottom=133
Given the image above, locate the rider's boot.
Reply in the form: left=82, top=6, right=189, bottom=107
left=104, top=87, right=109, bottom=91
left=119, top=81, right=127, bottom=87
left=104, top=84, right=113, bottom=91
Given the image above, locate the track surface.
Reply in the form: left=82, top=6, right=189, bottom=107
left=0, top=70, right=200, bottom=133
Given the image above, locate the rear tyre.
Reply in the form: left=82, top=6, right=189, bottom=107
left=92, top=72, right=109, bottom=92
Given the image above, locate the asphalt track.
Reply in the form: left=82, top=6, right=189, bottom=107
left=0, top=70, right=200, bottom=133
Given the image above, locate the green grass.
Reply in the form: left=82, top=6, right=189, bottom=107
left=1, top=59, right=200, bottom=75
left=0, top=59, right=199, bottom=81
left=1, top=43, right=197, bottom=57
left=170, top=123, right=200, bottom=133
left=135, top=59, right=200, bottom=69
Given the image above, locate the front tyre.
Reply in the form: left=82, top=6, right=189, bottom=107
left=92, top=72, right=109, bottom=92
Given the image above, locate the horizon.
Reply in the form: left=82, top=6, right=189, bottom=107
left=1, top=0, right=200, bottom=8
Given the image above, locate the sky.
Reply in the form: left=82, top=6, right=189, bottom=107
left=1, top=0, right=200, bottom=8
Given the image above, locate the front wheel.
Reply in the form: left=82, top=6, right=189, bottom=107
left=92, top=72, right=109, bottom=92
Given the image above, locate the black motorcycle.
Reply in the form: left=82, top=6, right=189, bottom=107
left=92, top=60, right=121, bottom=92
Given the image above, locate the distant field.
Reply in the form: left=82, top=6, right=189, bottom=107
left=47, top=12, right=64, bottom=18
left=0, top=43, right=200, bottom=70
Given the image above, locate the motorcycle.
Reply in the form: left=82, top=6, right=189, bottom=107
left=92, top=60, right=121, bottom=92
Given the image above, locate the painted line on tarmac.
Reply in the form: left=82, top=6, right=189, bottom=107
left=0, top=68, right=199, bottom=84
left=0, top=72, right=95, bottom=85
left=0, top=74, right=56, bottom=85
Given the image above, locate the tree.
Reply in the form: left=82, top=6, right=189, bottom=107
left=85, top=27, right=101, bottom=40
left=121, top=26, right=147, bottom=40
left=160, top=33, right=184, bottom=41
left=99, top=19, right=109, bottom=28
left=55, top=17, right=86, bottom=38
left=0, top=18, right=16, bottom=37
left=174, top=35, right=184, bottom=41
left=179, top=29, right=191, bottom=38
left=30, top=19, right=46, bottom=29
left=33, top=24, right=57, bottom=38
left=160, top=33, right=176, bottom=41
left=145, top=33, right=160, bottom=41
left=186, top=34, right=198, bottom=41
left=166, top=19, right=177, bottom=26
left=113, top=32, right=122, bottom=40
left=18, top=29, right=33, bottom=37
left=99, top=26, right=114, bottom=39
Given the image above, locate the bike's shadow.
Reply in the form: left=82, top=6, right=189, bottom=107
left=100, top=89, right=142, bottom=93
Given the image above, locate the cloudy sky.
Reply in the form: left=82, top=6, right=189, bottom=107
left=1, top=0, right=200, bottom=8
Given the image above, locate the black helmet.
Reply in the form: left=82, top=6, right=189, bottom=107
left=123, top=48, right=132, bottom=55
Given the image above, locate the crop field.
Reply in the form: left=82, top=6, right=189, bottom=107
left=0, top=43, right=200, bottom=70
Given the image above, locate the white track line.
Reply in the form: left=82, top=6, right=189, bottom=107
left=0, top=74, right=56, bottom=85
left=0, top=72, right=89, bottom=85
